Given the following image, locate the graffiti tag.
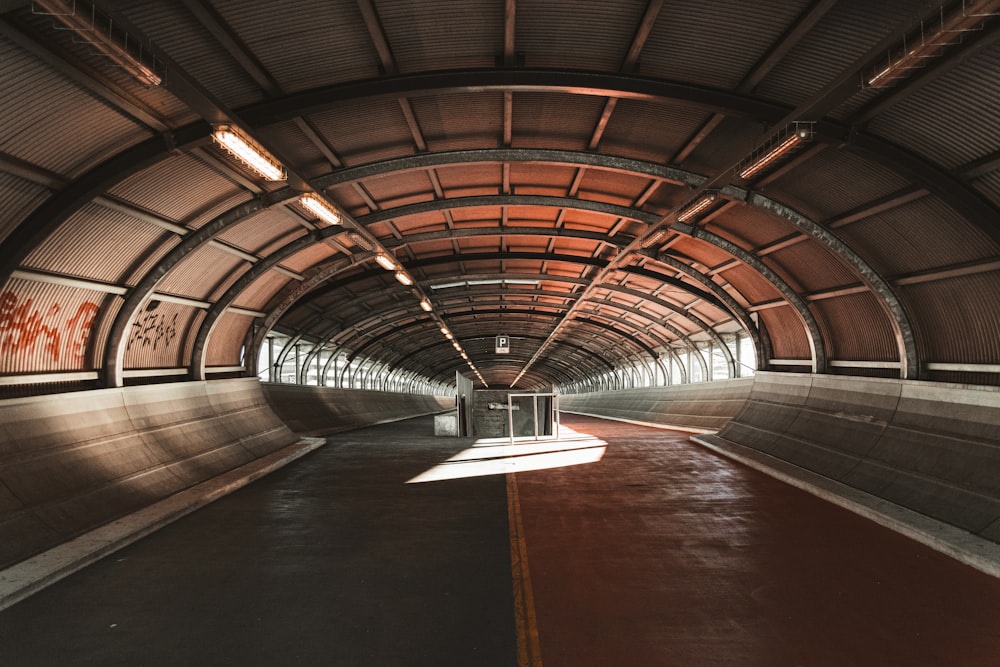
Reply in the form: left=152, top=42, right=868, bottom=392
left=0, top=291, right=99, bottom=364
left=127, top=310, right=178, bottom=351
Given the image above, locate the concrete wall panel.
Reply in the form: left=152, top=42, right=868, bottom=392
left=261, top=384, right=453, bottom=436
left=0, top=379, right=300, bottom=569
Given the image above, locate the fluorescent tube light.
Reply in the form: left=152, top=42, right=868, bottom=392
left=375, top=253, right=397, bottom=271
left=737, top=123, right=813, bottom=181
left=394, top=271, right=413, bottom=286
left=419, top=298, right=433, bottom=312
left=212, top=125, right=285, bottom=181
left=299, top=194, right=341, bottom=226
left=676, top=192, right=718, bottom=222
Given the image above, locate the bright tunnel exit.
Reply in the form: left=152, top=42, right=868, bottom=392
left=406, top=426, right=608, bottom=484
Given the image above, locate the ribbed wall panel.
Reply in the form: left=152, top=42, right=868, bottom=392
left=510, top=164, right=577, bottom=195
left=771, top=149, right=911, bottom=223
left=812, top=293, right=898, bottom=362
left=228, top=213, right=307, bottom=257
left=838, top=197, right=999, bottom=276
left=22, top=202, right=175, bottom=285
left=722, top=263, right=785, bottom=305
left=363, top=169, right=433, bottom=204
left=753, top=0, right=923, bottom=107
left=412, top=93, right=505, bottom=152
left=708, top=207, right=797, bottom=253
left=436, top=163, right=505, bottom=195
left=205, top=312, right=252, bottom=367
left=577, top=170, right=650, bottom=206
left=256, top=120, right=329, bottom=181
left=214, top=0, right=380, bottom=93
left=118, top=1, right=263, bottom=109
left=0, top=37, right=145, bottom=178
left=868, top=46, right=1000, bottom=171
left=512, top=94, right=606, bottom=152
left=904, top=272, right=1000, bottom=366
left=599, top=99, right=707, bottom=166
left=759, top=307, right=812, bottom=360
left=518, top=0, right=644, bottom=71
left=0, top=279, right=106, bottom=373
left=0, top=176, right=48, bottom=246
left=766, top=241, right=859, bottom=294
left=972, top=171, right=1000, bottom=208
left=122, top=302, right=201, bottom=370
left=309, top=99, right=417, bottom=166
left=379, top=0, right=502, bottom=73
left=107, top=153, right=246, bottom=226
left=156, top=246, right=247, bottom=301
left=231, top=271, right=291, bottom=311
left=642, top=0, right=810, bottom=89
left=274, top=244, right=338, bottom=274
left=671, top=237, right=736, bottom=273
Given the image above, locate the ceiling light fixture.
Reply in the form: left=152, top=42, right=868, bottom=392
left=394, top=271, right=413, bottom=286
left=374, top=253, right=397, bottom=271
left=737, top=122, right=813, bottom=181
left=641, top=228, right=670, bottom=248
left=676, top=192, right=719, bottom=223
left=212, top=125, right=285, bottom=181
left=299, top=193, right=341, bottom=226
left=419, top=298, right=433, bottom=312
left=34, top=0, right=162, bottom=86
left=866, top=0, right=999, bottom=89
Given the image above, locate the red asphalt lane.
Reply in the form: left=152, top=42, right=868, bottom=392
left=514, top=414, right=1000, bottom=666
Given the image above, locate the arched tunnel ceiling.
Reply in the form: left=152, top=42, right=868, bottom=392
left=1, top=0, right=999, bottom=392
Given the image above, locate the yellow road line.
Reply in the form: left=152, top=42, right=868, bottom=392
left=507, top=471, right=543, bottom=667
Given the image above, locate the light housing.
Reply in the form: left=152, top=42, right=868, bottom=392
left=374, top=253, right=397, bottom=271
left=737, top=122, right=813, bottom=181
left=394, top=271, right=413, bottom=286
left=212, top=125, right=285, bottom=181
left=419, top=298, right=433, bottom=312
left=676, top=192, right=719, bottom=223
left=299, top=193, right=341, bottom=226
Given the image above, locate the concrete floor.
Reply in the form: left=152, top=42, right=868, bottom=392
left=3, top=414, right=1000, bottom=665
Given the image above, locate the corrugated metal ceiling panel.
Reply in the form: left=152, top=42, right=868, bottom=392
left=752, top=0, right=924, bottom=108
left=204, top=311, right=250, bottom=367
left=838, top=196, right=999, bottom=276
left=905, top=272, right=1000, bottom=365
left=213, top=0, right=381, bottom=93
left=641, top=0, right=811, bottom=90
left=414, top=93, right=505, bottom=152
left=22, top=202, right=176, bottom=285
left=155, top=245, right=247, bottom=301
left=518, top=0, right=646, bottom=71
left=0, top=177, right=48, bottom=246
left=0, top=35, right=147, bottom=178
left=307, top=99, right=417, bottom=166
left=867, top=45, right=1000, bottom=171
left=118, top=1, right=264, bottom=109
left=379, top=0, right=502, bottom=72
left=512, top=93, right=606, bottom=152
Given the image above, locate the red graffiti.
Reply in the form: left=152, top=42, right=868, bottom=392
left=0, top=291, right=100, bottom=364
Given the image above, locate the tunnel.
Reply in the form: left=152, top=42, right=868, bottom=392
left=2, top=0, right=1000, bottom=664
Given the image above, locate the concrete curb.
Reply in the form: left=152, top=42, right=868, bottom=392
left=560, top=410, right=718, bottom=435
left=0, top=436, right=327, bottom=611
left=692, top=433, right=1000, bottom=579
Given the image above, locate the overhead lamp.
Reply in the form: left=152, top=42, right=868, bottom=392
left=419, top=298, right=433, bottom=312
left=676, top=192, right=719, bottom=223
left=212, top=125, right=285, bottom=181
left=394, top=271, right=413, bottom=286
left=348, top=233, right=375, bottom=252
left=737, top=122, right=813, bottom=181
left=440, top=326, right=450, bottom=335
left=866, top=0, right=998, bottom=88
left=374, top=253, right=397, bottom=271
left=641, top=227, right=670, bottom=248
left=34, top=0, right=162, bottom=86
left=299, top=193, right=341, bottom=226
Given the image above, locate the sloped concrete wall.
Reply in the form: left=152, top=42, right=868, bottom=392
left=261, top=384, right=454, bottom=436
left=712, top=372, right=1000, bottom=543
left=0, top=378, right=301, bottom=569
left=559, top=378, right=754, bottom=431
